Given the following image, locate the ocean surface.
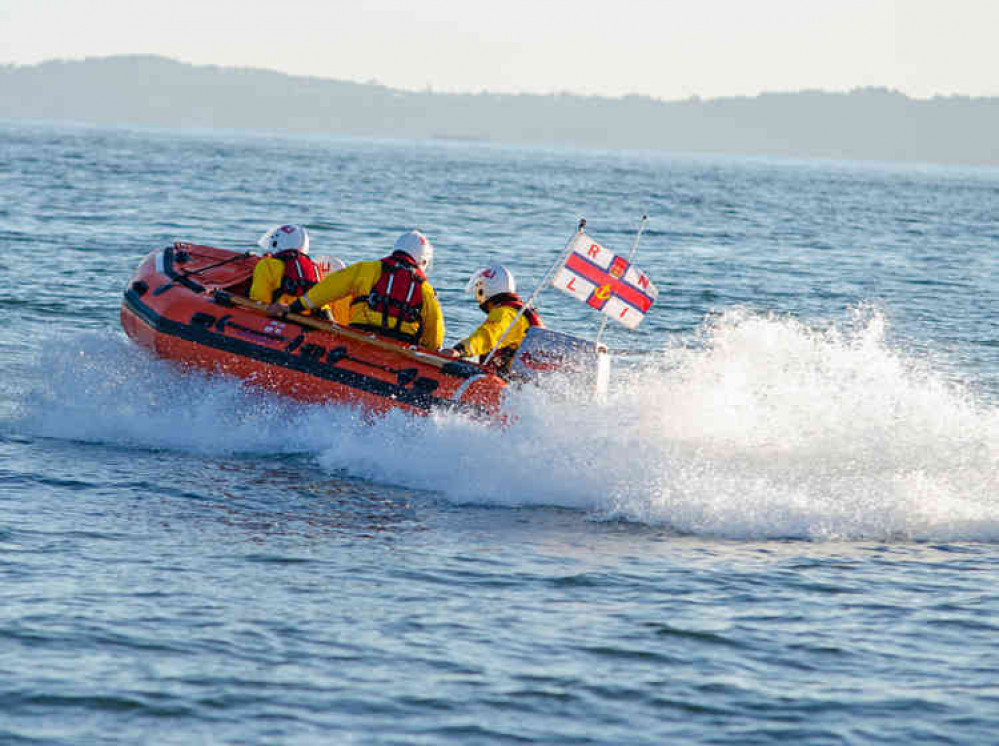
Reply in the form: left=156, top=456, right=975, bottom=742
left=1, top=120, right=997, bottom=744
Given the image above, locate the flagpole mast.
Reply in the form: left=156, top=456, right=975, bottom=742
left=593, top=215, right=648, bottom=347
left=482, top=218, right=586, bottom=366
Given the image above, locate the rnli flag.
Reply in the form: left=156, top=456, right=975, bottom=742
left=551, top=233, right=658, bottom=329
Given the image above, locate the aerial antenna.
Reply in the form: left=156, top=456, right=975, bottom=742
left=482, top=218, right=586, bottom=366
left=593, top=215, right=647, bottom=347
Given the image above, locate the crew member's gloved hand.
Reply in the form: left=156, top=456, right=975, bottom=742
left=266, top=303, right=289, bottom=318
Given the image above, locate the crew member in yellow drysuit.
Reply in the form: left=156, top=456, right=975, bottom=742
left=250, top=224, right=351, bottom=324
left=267, top=230, right=445, bottom=351
left=447, top=264, right=543, bottom=367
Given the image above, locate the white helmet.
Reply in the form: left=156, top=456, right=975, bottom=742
left=466, top=264, right=516, bottom=305
left=258, top=224, right=310, bottom=254
left=393, top=230, right=434, bottom=272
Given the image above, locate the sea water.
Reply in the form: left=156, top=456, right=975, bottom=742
left=0, top=121, right=997, bottom=744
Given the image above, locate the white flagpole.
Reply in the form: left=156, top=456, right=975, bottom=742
left=593, top=215, right=648, bottom=347
left=482, top=218, right=587, bottom=366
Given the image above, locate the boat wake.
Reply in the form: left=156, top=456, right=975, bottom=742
left=8, top=308, right=999, bottom=542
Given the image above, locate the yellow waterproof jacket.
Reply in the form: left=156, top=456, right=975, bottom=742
left=250, top=256, right=350, bottom=324
left=249, top=256, right=295, bottom=304
left=298, top=260, right=445, bottom=350
left=456, top=304, right=533, bottom=358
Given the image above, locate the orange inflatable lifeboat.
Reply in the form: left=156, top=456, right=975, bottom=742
left=120, top=242, right=508, bottom=418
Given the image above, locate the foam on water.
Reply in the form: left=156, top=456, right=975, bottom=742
left=11, top=313, right=999, bottom=542
left=9, top=331, right=354, bottom=456
left=325, top=307, right=999, bottom=541
left=593, top=307, right=999, bottom=541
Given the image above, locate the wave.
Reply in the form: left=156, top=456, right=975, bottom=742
left=7, top=310, right=999, bottom=542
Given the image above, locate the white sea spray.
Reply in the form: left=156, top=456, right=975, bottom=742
left=13, top=311, right=999, bottom=541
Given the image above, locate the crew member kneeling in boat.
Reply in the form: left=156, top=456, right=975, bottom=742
left=250, top=224, right=350, bottom=324
left=267, top=230, right=445, bottom=351
left=446, top=264, right=543, bottom=370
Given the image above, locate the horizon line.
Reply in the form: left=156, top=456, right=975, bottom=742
left=4, top=53, right=997, bottom=105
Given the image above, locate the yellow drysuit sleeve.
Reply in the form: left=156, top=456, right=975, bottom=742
left=299, top=261, right=380, bottom=309
left=456, top=305, right=527, bottom=357
left=418, top=284, right=445, bottom=351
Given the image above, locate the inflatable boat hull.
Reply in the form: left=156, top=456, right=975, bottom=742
left=120, top=243, right=506, bottom=418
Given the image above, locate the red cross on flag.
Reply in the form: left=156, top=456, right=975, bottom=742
left=551, top=233, right=658, bottom=329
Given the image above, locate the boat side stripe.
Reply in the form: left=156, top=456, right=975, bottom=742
left=451, top=374, right=486, bottom=402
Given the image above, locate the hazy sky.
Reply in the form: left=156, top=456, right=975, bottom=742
left=1, top=0, right=996, bottom=100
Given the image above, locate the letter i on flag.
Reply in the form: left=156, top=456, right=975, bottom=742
left=550, top=233, right=658, bottom=329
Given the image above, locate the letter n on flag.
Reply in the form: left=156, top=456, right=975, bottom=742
left=550, top=233, right=658, bottom=329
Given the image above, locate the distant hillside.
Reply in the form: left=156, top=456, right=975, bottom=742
left=2, top=55, right=997, bottom=165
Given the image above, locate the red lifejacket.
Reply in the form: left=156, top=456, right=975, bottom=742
left=360, top=251, right=427, bottom=340
left=491, top=293, right=545, bottom=330
left=272, top=249, right=320, bottom=298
